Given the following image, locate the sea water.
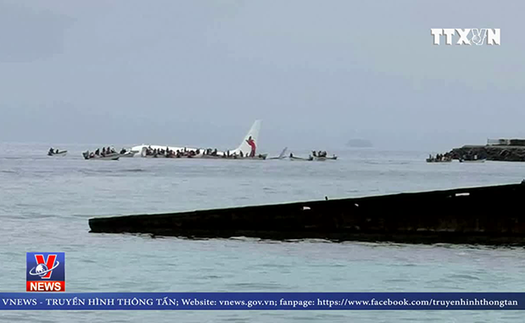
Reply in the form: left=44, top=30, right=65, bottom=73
left=1, top=142, right=524, bottom=322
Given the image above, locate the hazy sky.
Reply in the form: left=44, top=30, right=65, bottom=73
left=1, top=0, right=523, bottom=151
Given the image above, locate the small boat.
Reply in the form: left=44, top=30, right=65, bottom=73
left=426, top=153, right=452, bottom=163
left=314, top=155, right=337, bottom=161
left=82, top=151, right=120, bottom=160
left=140, top=148, right=172, bottom=158
left=459, top=158, right=486, bottom=163
left=144, top=154, right=167, bottom=158
left=48, top=150, right=67, bottom=156
left=119, top=150, right=137, bottom=158
left=426, top=158, right=452, bottom=163
left=311, top=151, right=337, bottom=161
left=200, top=154, right=223, bottom=159
left=289, top=154, right=313, bottom=161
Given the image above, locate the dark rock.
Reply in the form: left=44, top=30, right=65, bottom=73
left=450, top=145, right=525, bottom=162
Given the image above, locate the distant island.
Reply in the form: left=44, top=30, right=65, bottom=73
left=346, top=139, right=373, bottom=148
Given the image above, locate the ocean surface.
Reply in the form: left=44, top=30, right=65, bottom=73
left=1, top=142, right=524, bottom=323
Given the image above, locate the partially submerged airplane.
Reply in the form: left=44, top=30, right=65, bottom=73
left=130, top=120, right=266, bottom=159
left=268, top=147, right=288, bottom=160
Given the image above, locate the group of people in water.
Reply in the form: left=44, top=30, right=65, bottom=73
left=144, top=146, right=200, bottom=158
left=427, top=151, right=487, bottom=162
left=427, top=152, right=453, bottom=162
left=86, top=146, right=120, bottom=158
left=312, top=151, right=329, bottom=157
left=288, top=150, right=336, bottom=160
left=143, top=146, right=264, bottom=159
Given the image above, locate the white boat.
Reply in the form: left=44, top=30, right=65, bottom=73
left=459, top=158, right=486, bottom=163
left=314, top=155, right=337, bottom=161
left=119, top=151, right=137, bottom=158
left=141, top=152, right=168, bottom=158
left=311, top=150, right=337, bottom=161
left=48, top=150, right=67, bottom=156
left=426, top=158, right=452, bottom=163
left=82, top=151, right=120, bottom=160
left=289, top=154, right=313, bottom=161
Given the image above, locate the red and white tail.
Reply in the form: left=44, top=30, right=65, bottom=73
left=231, top=120, right=261, bottom=156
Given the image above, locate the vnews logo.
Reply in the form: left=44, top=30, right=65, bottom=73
left=26, top=252, right=65, bottom=292
left=431, top=28, right=500, bottom=45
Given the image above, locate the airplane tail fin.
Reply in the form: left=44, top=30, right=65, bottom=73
left=232, top=120, right=261, bottom=156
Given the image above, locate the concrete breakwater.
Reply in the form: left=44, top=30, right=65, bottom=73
left=88, top=182, right=525, bottom=245
left=450, top=145, right=525, bottom=162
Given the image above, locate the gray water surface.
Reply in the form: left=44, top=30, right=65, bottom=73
left=1, top=143, right=524, bottom=322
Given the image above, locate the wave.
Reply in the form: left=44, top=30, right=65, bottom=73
left=1, top=170, right=19, bottom=174
left=121, top=168, right=147, bottom=173
left=78, top=168, right=148, bottom=175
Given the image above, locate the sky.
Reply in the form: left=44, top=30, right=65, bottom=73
left=0, top=0, right=524, bottom=151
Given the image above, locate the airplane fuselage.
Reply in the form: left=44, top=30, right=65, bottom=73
left=130, top=120, right=262, bottom=159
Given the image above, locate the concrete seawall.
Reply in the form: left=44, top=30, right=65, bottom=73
left=89, top=182, right=525, bottom=245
